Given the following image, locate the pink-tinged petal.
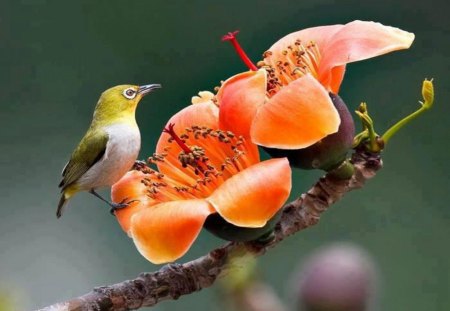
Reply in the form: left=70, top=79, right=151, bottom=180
left=111, top=170, right=151, bottom=233
left=217, top=69, right=267, bottom=137
left=265, top=24, right=344, bottom=66
left=319, top=21, right=415, bottom=87
left=130, top=199, right=214, bottom=264
left=250, top=74, right=340, bottom=149
left=207, top=158, right=291, bottom=228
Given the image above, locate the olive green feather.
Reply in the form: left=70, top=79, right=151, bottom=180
left=59, top=128, right=109, bottom=191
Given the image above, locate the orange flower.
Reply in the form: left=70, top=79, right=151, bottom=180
left=111, top=98, right=291, bottom=264
left=219, top=21, right=415, bottom=150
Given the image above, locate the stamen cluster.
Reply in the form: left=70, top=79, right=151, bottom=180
left=133, top=124, right=251, bottom=202
left=258, top=40, right=321, bottom=96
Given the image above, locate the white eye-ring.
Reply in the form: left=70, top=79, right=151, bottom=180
left=123, top=88, right=137, bottom=99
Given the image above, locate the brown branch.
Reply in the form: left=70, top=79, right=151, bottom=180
left=38, top=150, right=382, bottom=311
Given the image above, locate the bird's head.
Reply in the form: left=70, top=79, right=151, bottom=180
left=93, top=84, right=161, bottom=124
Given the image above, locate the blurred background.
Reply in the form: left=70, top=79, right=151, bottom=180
left=0, top=0, right=448, bottom=310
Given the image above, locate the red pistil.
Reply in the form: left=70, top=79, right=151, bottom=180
left=163, top=123, right=209, bottom=175
left=222, top=30, right=258, bottom=71
left=163, top=123, right=192, bottom=154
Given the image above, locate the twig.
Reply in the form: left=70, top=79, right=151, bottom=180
left=38, top=150, right=382, bottom=311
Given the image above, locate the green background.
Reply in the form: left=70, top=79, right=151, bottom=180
left=0, top=0, right=448, bottom=310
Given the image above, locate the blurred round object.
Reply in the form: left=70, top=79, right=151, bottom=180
left=296, top=243, right=378, bottom=311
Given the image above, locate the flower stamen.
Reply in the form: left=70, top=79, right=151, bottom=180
left=162, top=123, right=253, bottom=186
left=132, top=123, right=256, bottom=202
left=261, top=39, right=322, bottom=98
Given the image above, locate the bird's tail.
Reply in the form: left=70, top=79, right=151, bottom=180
left=57, top=187, right=77, bottom=218
left=57, top=194, right=67, bottom=218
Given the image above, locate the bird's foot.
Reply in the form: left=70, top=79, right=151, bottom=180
left=109, top=198, right=139, bottom=215
left=132, top=160, right=147, bottom=170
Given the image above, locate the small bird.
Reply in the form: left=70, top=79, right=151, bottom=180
left=57, top=84, right=161, bottom=218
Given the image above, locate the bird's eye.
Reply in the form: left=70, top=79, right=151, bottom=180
left=123, top=88, right=137, bottom=99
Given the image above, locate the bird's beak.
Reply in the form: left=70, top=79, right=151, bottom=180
left=138, top=84, right=161, bottom=96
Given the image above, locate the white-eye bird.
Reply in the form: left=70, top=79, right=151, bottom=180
left=57, top=84, right=161, bottom=218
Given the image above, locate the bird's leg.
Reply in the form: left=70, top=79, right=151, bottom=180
left=89, top=189, right=138, bottom=215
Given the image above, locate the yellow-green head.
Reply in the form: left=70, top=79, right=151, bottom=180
left=93, top=84, right=161, bottom=125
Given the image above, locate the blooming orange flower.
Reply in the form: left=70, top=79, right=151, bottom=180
left=111, top=98, right=291, bottom=264
left=219, top=21, right=415, bottom=150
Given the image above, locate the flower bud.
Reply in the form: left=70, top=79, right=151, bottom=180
left=421, top=79, right=434, bottom=109
left=294, top=243, right=378, bottom=311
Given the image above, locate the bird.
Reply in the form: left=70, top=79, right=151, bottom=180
left=57, top=83, right=161, bottom=218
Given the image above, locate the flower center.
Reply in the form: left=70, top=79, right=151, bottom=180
left=260, top=40, right=321, bottom=96
left=222, top=31, right=321, bottom=98
left=134, top=124, right=253, bottom=202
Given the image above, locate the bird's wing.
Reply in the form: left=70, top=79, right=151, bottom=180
left=59, top=129, right=109, bottom=190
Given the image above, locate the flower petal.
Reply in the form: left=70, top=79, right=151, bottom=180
left=319, top=21, right=415, bottom=89
left=250, top=74, right=340, bottom=149
left=207, top=158, right=291, bottom=228
left=130, top=199, right=213, bottom=264
left=265, top=24, right=344, bottom=67
left=111, top=170, right=151, bottom=233
left=327, top=65, right=346, bottom=94
left=217, top=69, right=267, bottom=137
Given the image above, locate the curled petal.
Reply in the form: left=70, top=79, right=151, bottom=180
left=111, top=171, right=150, bottom=233
left=251, top=74, right=340, bottom=149
left=207, top=158, right=291, bottom=228
left=319, top=20, right=415, bottom=89
left=217, top=69, right=267, bottom=137
left=130, top=199, right=213, bottom=264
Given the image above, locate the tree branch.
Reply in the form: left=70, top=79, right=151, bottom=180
left=38, top=150, right=382, bottom=311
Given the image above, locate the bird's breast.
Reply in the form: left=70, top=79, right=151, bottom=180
left=79, top=123, right=141, bottom=189
left=105, top=123, right=141, bottom=162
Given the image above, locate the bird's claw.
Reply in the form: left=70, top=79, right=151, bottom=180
left=132, top=160, right=147, bottom=170
left=109, top=198, right=139, bottom=215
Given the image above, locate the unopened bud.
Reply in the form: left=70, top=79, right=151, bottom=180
left=294, top=243, right=378, bottom=311
left=358, top=102, right=368, bottom=114
left=421, top=78, right=434, bottom=109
